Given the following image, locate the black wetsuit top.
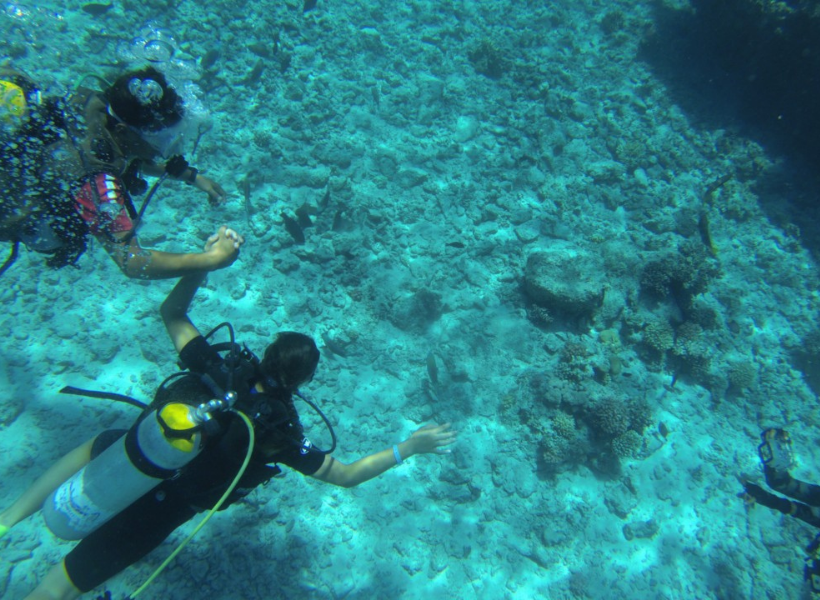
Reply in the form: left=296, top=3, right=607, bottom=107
left=63, top=337, right=326, bottom=592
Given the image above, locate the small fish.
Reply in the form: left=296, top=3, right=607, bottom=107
left=244, top=59, right=265, bottom=86
left=295, top=203, right=314, bottom=229
left=248, top=42, right=272, bottom=59
left=241, top=178, right=256, bottom=233
left=303, top=0, right=318, bottom=12
left=704, top=173, right=732, bottom=206
left=201, top=49, right=221, bottom=70
left=321, top=332, right=348, bottom=357
left=281, top=213, right=305, bottom=244
left=82, top=2, right=114, bottom=16
left=446, top=241, right=466, bottom=249
left=331, top=209, right=347, bottom=232
left=278, top=53, right=292, bottom=74
left=698, top=211, right=718, bottom=257
left=426, top=352, right=439, bottom=385
left=321, top=187, right=331, bottom=209
left=658, top=422, right=669, bottom=438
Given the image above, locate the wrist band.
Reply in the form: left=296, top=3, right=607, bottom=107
left=393, top=444, right=403, bottom=466
left=185, top=167, right=198, bottom=185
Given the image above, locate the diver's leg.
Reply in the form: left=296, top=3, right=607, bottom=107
left=0, top=438, right=95, bottom=529
left=24, top=560, right=82, bottom=600
left=767, top=471, right=820, bottom=507
left=746, top=482, right=820, bottom=528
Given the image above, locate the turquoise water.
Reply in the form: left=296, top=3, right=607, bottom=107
left=2, top=1, right=820, bottom=598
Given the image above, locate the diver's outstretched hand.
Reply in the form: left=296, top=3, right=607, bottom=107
left=203, top=226, right=244, bottom=270
left=195, top=175, right=227, bottom=205
left=407, top=423, right=457, bottom=455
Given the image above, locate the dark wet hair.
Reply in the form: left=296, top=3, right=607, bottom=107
left=260, top=332, right=320, bottom=392
left=105, top=66, right=183, bottom=131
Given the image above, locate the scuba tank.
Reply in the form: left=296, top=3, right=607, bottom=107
left=43, top=401, right=215, bottom=540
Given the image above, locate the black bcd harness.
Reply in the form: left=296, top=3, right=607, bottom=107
left=61, top=321, right=337, bottom=454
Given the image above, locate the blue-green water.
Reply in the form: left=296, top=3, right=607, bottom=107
left=2, top=1, right=820, bottom=598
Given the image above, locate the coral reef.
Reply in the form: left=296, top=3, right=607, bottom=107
left=552, top=411, right=577, bottom=440
left=728, top=360, right=757, bottom=391
left=468, top=40, right=506, bottom=80
left=590, top=397, right=631, bottom=438
left=669, top=321, right=714, bottom=385
left=642, top=319, right=675, bottom=355
left=612, top=430, right=643, bottom=459
left=640, top=240, right=721, bottom=313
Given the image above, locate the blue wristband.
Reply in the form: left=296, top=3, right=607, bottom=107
left=393, top=444, right=403, bottom=466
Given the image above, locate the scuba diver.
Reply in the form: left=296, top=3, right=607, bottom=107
left=0, top=29, right=230, bottom=279
left=740, top=429, right=820, bottom=595
left=0, top=232, right=457, bottom=599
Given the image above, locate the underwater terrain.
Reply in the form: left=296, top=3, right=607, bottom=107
left=2, top=0, right=820, bottom=598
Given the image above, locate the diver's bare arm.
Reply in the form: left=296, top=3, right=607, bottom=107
left=159, top=226, right=244, bottom=351
left=104, top=239, right=213, bottom=280
left=160, top=272, right=206, bottom=353
left=311, top=443, right=418, bottom=488
left=100, top=233, right=238, bottom=280
left=312, top=424, right=456, bottom=488
left=0, top=438, right=95, bottom=530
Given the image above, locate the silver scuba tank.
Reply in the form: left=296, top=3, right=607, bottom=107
left=43, top=402, right=206, bottom=540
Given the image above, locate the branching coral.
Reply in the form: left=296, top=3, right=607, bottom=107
left=643, top=320, right=675, bottom=354
left=552, top=411, right=577, bottom=439
left=627, top=399, right=653, bottom=434
left=640, top=240, right=721, bottom=311
left=671, top=321, right=712, bottom=382
left=612, top=430, right=642, bottom=459
left=540, top=435, right=569, bottom=467
left=591, top=398, right=630, bottom=438
left=728, top=360, right=757, bottom=391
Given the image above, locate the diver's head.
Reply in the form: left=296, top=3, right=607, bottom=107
left=105, top=66, right=183, bottom=132
left=260, top=332, right=320, bottom=392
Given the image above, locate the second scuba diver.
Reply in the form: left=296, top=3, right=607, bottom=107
left=0, top=227, right=457, bottom=599
left=0, top=61, right=230, bottom=279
